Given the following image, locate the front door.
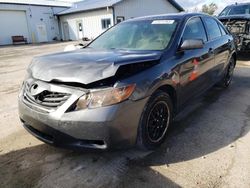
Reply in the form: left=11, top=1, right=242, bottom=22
left=178, top=17, right=215, bottom=105
left=76, top=21, right=83, bottom=40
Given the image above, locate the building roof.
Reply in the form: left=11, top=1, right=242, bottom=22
left=168, top=0, right=184, bottom=12
left=57, top=0, right=184, bottom=15
left=0, top=0, right=72, bottom=7
left=57, top=0, right=121, bottom=15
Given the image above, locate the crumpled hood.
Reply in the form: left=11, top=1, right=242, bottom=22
left=30, top=48, right=162, bottom=85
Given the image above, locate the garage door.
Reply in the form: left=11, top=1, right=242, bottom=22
left=0, top=10, right=29, bottom=45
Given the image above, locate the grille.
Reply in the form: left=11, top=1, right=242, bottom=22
left=23, top=82, right=71, bottom=110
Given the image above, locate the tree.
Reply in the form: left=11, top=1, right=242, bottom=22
left=202, top=3, right=218, bottom=15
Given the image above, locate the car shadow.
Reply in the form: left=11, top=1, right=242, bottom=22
left=237, top=52, right=250, bottom=61
left=0, top=144, right=181, bottom=188
left=1, top=67, right=249, bottom=188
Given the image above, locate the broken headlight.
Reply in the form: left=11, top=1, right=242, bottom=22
left=76, top=84, right=136, bottom=110
left=19, top=70, right=32, bottom=98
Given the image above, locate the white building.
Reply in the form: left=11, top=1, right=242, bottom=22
left=57, top=0, right=184, bottom=41
left=0, top=0, right=72, bottom=45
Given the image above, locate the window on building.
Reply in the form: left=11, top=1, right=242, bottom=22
left=182, top=17, right=207, bottom=42
left=101, top=19, right=111, bottom=29
left=78, top=23, right=82, bottom=31
left=203, top=17, right=222, bottom=40
left=116, top=16, right=125, bottom=24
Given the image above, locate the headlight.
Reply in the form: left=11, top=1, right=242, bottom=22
left=76, top=84, right=136, bottom=110
left=19, top=70, right=32, bottom=98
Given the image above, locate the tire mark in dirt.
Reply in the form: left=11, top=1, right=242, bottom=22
left=35, top=150, right=151, bottom=188
left=0, top=84, right=20, bottom=94
left=83, top=150, right=151, bottom=188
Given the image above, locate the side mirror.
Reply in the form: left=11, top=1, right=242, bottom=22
left=64, top=43, right=87, bottom=52
left=179, top=39, right=204, bottom=51
left=78, top=43, right=88, bottom=48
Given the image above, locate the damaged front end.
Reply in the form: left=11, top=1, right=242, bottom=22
left=22, top=49, right=162, bottom=113
left=18, top=51, right=161, bottom=149
left=49, top=59, right=160, bottom=89
left=220, top=17, right=250, bottom=51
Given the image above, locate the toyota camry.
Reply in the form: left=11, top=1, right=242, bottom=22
left=18, top=13, right=236, bottom=150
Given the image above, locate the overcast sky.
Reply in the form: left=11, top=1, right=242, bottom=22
left=177, top=0, right=249, bottom=13
left=58, top=0, right=250, bottom=15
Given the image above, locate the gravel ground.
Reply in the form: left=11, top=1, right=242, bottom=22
left=0, top=43, right=250, bottom=188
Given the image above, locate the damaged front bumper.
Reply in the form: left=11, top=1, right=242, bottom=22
left=235, top=34, right=250, bottom=51
left=18, top=79, right=148, bottom=150
left=220, top=17, right=250, bottom=51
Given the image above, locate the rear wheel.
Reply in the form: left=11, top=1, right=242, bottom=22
left=137, top=90, right=173, bottom=150
left=218, top=57, right=235, bottom=88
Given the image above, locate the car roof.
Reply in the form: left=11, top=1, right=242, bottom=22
left=225, top=3, right=250, bottom=8
left=125, top=13, right=209, bottom=22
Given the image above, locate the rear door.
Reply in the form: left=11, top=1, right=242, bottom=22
left=178, top=17, right=215, bottom=105
left=202, top=16, right=231, bottom=82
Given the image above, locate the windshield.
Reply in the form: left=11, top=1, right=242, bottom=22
left=219, top=5, right=250, bottom=16
left=89, top=19, right=178, bottom=51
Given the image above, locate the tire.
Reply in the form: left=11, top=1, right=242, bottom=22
left=218, top=57, right=235, bottom=88
left=137, top=90, right=173, bottom=150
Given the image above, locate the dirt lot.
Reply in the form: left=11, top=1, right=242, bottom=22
left=0, top=43, right=250, bottom=188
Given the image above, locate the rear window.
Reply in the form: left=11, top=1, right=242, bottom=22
left=219, top=5, right=250, bottom=16
left=203, top=17, right=221, bottom=40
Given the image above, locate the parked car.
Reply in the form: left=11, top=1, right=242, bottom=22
left=218, top=3, right=250, bottom=51
left=18, top=13, right=236, bottom=150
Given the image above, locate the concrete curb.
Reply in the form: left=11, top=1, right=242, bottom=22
left=237, top=61, right=250, bottom=67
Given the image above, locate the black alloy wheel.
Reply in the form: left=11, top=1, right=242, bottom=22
left=137, top=90, right=173, bottom=150
left=147, top=101, right=170, bottom=143
left=217, top=57, right=236, bottom=88
left=224, top=58, right=235, bottom=87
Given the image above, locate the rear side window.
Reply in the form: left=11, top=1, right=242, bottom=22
left=182, top=17, right=207, bottom=42
left=203, top=17, right=222, bottom=40
left=219, top=24, right=227, bottom=35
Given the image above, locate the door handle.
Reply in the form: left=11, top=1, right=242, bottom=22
left=208, top=48, right=214, bottom=54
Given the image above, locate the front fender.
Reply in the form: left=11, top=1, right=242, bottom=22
left=115, top=61, right=178, bottom=101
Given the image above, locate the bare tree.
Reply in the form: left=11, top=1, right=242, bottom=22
left=202, top=3, right=218, bottom=15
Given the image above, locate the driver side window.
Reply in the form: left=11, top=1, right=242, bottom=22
left=182, top=17, right=207, bottom=42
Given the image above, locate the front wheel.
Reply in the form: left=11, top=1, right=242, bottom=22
left=137, top=90, right=173, bottom=150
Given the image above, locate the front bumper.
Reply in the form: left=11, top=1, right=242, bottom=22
left=231, top=34, right=250, bottom=52
left=18, top=80, right=148, bottom=150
